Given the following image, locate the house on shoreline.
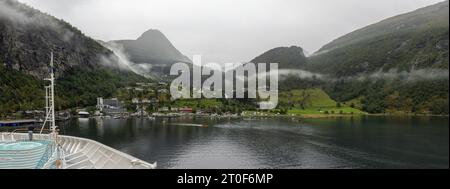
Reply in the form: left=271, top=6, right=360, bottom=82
left=96, top=97, right=126, bottom=115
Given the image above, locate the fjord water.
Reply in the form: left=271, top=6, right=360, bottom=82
left=59, top=116, right=448, bottom=169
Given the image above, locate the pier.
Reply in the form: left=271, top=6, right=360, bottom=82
left=0, top=119, right=37, bottom=127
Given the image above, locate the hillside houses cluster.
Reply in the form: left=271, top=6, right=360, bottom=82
left=95, top=82, right=196, bottom=116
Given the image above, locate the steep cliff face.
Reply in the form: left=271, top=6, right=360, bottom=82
left=112, top=29, right=191, bottom=65
left=109, top=29, right=191, bottom=78
left=0, top=0, right=113, bottom=79
left=0, top=0, right=149, bottom=114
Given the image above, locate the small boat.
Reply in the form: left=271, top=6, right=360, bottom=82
left=169, top=123, right=208, bottom=128
left=78, top=111, right=90, bottom=118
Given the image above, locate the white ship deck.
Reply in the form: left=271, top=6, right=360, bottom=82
left=0, top=132, right=156, bottom=169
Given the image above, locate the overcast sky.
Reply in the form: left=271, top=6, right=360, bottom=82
left=17, top=0, right=444, bottom=63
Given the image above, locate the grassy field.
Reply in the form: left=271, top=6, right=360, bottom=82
left=173, top=88, right=366, bottom=117
left=270, top=88, right=365, bottom=117
left=279, top=89, right=337, bottom=108
left=287, top=107, right=365, bottom=115
left=174, top=99, right=223, bottom=108
left=242, top=107, right=365, bottom=118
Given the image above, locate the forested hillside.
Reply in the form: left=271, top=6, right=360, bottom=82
left=0, top=0, right=150, bottom=116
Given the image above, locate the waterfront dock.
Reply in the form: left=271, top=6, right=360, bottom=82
left=0, top=119, right=37, bottom=127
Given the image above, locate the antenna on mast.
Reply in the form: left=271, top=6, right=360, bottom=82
left=50, top=52, right=54, bottom=68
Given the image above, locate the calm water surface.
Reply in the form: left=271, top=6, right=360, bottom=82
left=57, top=116, right=448, bottom=169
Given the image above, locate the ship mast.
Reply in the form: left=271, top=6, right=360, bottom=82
left=40, top=52, right=57, bottom=134
left=50, top=52, right=56, bottom=133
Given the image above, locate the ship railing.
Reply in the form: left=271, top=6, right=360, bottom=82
left=58, top=135, right=157, bottom=169
left=0, top=131, right=64, bottom=169
left=2, top=129, right=52, bottom=142
left=41, top=143, right=66, bottom=169
left=130, top=159, right=157, bottom=168
left=1, top=132, right=156, bottom=169
left=35, top=140, right=55, bottom=169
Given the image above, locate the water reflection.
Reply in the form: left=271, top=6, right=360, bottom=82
left=59, top=116, right=449, bottom=169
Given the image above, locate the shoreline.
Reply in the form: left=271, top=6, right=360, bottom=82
left=240, top=113, right=449, bottom=119
left=1, top=112, right=448, bottom=122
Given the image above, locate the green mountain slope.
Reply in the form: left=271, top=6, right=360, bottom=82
left=307, top=0, right=449, bottom=77
left=251, top=1, right=449, bottom=115
left=0, top=64, right=43, bottom=115
left=250, top=46, right=307, bottom=69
